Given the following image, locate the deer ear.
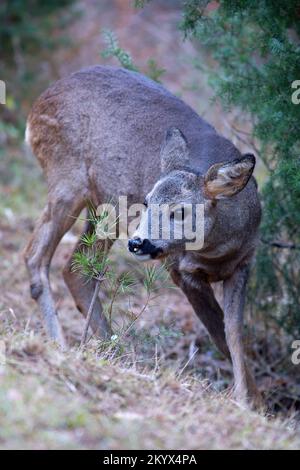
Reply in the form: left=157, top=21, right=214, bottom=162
left=161, top=127, right=190, bottom=173
left=204, top=154, right=256, bottom=200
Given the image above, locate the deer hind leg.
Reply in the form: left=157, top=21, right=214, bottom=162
left=63, top=220, right=113, bottom=340
left=169, top=267, right=231, bottom=359
left=24, top=196, right=84, bottom=347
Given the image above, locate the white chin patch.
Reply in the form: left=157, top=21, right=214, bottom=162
left=133, top=253, right=151, bottom=262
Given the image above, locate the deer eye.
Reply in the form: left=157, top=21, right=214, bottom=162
left=143, top=199, right=148, bottom=208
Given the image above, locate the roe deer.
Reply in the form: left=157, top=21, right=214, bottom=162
left=24, top=66, right=261, bottom=405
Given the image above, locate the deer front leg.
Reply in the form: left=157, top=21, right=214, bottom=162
left=170, top=265, right=261, bottom=408
left=223, top=264, right=258, bottom=406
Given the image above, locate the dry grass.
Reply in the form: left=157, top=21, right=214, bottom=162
left=1, top=0, right=300, bottom=450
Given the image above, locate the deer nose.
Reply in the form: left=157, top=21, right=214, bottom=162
left=128, top=237, right=143, bottom=253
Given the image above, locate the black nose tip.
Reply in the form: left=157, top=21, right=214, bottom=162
left=128, top=237, right=143, bottom=253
